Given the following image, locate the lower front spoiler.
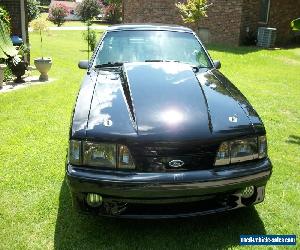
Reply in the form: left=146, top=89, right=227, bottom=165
left=83, top=186, right=266, bottom=219
left=66, top=158, right=271, bottom=219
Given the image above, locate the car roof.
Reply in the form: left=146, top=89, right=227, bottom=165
left=107, top=23, right=194, bottom=33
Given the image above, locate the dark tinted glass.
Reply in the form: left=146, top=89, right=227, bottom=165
left=94, top=30, right=212, bottom=68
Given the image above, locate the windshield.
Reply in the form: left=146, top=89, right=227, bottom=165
left=94, top=30, right=213, bottom=68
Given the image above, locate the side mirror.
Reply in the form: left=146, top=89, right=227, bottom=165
left=78, top=60, right=89, bottom=69
left=213, top=60, right=221, bottom=69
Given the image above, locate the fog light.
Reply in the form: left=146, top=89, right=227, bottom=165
left=86, top=193, right=103, bottom=208
left=241, top=186, right=255, bottom=199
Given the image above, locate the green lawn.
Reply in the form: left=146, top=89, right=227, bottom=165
left=0, top=30, right=299, bottom=250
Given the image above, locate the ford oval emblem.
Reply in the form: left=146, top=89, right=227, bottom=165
left=169, top=160, right=185, bottom=168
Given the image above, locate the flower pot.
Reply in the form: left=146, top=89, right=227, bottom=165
left=34, top=57, right=52, bottom=81
left=0, top=64, right=7, bottom=88
left=10, top=61, right=27, bottom=83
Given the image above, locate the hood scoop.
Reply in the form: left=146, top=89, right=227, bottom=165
left=123, top=62, right=211, bottom=140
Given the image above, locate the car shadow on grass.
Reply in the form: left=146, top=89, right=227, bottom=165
left=286, top=135, right=300, bottom=145
left=54, top=179, right=266, bottom=250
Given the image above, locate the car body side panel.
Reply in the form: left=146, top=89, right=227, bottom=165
left=196, top=71, right=256, bottom=138
left=212, top=70, right=265, bottom=134
left=71, top=71, right=98, bottom=139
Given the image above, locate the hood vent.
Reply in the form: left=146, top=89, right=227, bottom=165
left=120, top=65, right=137, bottom=126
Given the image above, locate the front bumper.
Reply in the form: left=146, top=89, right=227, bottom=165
left=66, top=158, right=272, bottom=219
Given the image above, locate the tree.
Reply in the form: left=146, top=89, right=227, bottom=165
left=48, top=3, right=69, bottom=27
left=30, top=16, right=49, bottom=58
left=83, top=29, right=97, bottom=51
left=102, top=0, right=122, bottom=24
left=76, top=0, right=102, bottom=59
left=27, top=0, right=40, bottom=22
left=176, top=0, right=211, bottom=30
left=76, top=0, right=102, bottom=22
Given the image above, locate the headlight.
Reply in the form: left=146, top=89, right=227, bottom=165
left=83, top=142, right=117, bottom=168
left=118, top=145, right=135, bottom=169
left=214, top=142, right=230, bottom=166
left=258, top=135, right=267, bottom=158
left=68, top=140, right=135, bottom=170
left=215, top=136, right=267, bottom=166
left=230, top=138, right=258, bottom=163
left=69, top=140, right=82, bottom=165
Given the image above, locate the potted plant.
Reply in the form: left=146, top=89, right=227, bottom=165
left=8, top=45, right=29, bottom=83
left=30, top=16, right=52, bottom=81
left=9, top=61, right=27, bottom=83
left=0, top=11, right=22, bottom=85
left=0, top=63, right=6, bottom=88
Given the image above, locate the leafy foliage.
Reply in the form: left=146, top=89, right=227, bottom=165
left=30, top=16, right=49, bottom=33
left=291, top=18, right=300, bottom=31
left=38, top=5, right=50, bottom=13
left=30, top=16, right=49, bottom=58
left=76, top=0, right=102, bottom=58
left=102, top=0, right=122, bottom=23
left=39, top=0, right=51, bottom=5
left=48, top=3, right=69, bottom=27
left=83, top=29, right=97, bottom=51
left=176, top=0, right=210, bottom=24
left=0, top=18, right=18, bottom=61
left=76, top=0, right=102, bottom=22
left=0, top=6, right=11, bottom=30
left=27, top=0, right=41, bottom=22
left=3, top=65, right=13, bottom=81
left=0, top=17, right=25, bottom=81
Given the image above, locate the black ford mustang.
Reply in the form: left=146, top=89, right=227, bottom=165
left=67, top=24, right=272, bottom=219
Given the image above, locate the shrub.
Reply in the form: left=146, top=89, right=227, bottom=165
left=27, top=0, right=40, bottom=22
left=291, top=18, right=300, bottom=31
left=102, top=0, right=122, bottom=24
left=83, top=29, right=97, bottom=51
left=76, top=0, right=102, bottom=22
left=3, top=66, right=13, bottom=82
left=38, top=6, right=50, bottom=13
left=48, top=3, right=69, bottom=27
left=176, top=0, right=211, bottom=29
left=39, top=0, right=51, bottom=5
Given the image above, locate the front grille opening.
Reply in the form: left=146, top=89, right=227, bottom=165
left=131, top=143, right=219, bottom=172
left=122, top=197, right=234, bottom=216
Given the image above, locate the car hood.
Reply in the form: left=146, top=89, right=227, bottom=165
left=72, top=62, right=264, bottom=142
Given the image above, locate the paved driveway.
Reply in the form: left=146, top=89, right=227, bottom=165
left=29, top=26, right=109, bottom=32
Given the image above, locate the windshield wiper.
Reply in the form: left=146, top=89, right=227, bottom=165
left=145, top=59, right=181, bottom=63
left=192, top=64, right=212, bottom=73
left=145, top=60, right=209, bottom=70
left=94, top=62, right=124, bottom=68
